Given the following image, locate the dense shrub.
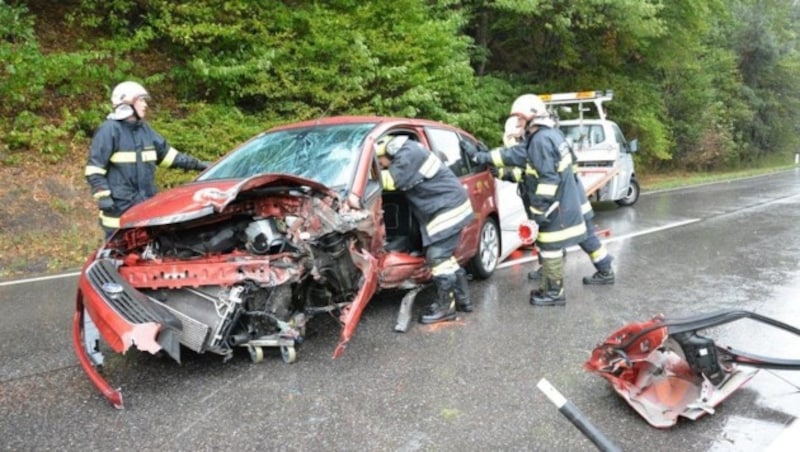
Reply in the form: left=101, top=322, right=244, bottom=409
left=1, top=3, right=46, bottom=116
left=2, top=0, right=800, bottom=171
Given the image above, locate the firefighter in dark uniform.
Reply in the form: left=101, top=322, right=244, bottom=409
left=498, top=117, right=615, bottom=285
left=85, top=81, right=208, bottom=239
left=464, top=94, right=587, bottom=306
left=375, top=135, right=475, bottom=323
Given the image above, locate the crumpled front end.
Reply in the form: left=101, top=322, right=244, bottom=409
left=73, top=175, right=380, bottom=408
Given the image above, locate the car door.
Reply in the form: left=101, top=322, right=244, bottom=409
left=491, top=177, right=526, bottom=261
left=610, top=123, right=634, bottom=200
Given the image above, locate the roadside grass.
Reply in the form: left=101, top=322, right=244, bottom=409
left=639, top=158, right=798, bottom=191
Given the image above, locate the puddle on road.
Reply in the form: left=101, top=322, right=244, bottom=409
left=709, top=270, right=800, bottom=451
left=708, top=415, right=786, bottom=452
left=716, top=271, right=800, bottom=416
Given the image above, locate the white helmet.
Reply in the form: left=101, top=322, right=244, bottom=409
left=108, top=81, right=149, bottom=120
left=374, top=135, right=408, bottom=157
left=111, top=81, right=149, bottom=107
left=503, top=116, right=523, bottom=147
left=509, top=94, right=552, bottom=127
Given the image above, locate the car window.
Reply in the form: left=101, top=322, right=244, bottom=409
left=198, top=123, right=375, bottom=191
left=425, top=127, right=470, bottom=176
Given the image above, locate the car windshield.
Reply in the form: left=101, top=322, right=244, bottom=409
left=198, top=122, right=376, bottom=191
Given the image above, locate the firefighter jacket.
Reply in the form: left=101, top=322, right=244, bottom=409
left=380, top=140, right=475, bottom=247
left=477, top=126, right=586, bottom=251
left=85, top=118, right=204, bottom=229
left=496, top=138, right=593, bottom=222
left=574, top=173, right=594, bottom=221
left=564, top=142, right=594, bottom=221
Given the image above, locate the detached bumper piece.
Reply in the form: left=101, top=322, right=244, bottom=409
left=73, top=259, right=184, bottom=409
left=585, top=309, right=800, bottom=428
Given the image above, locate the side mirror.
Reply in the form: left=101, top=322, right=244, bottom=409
left=628, top=139, right=639, bottom=153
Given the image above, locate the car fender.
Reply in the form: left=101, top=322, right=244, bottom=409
left=333, top=244, right=379, bottom=359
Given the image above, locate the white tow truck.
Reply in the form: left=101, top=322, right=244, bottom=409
left=540, top=90, right=640, bottom=206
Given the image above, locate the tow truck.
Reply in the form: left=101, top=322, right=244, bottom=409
left=540, top=90, right=640, bottom=206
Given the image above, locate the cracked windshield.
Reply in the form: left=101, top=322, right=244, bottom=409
left=198, top=122, right=376, bottom=191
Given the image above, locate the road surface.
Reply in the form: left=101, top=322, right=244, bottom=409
left=2, top=169, right=799, bottom=451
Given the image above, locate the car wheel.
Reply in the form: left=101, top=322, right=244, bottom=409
left=615, top=177, right=640, bottom=207
left=468, top=217, right=500, bottom=279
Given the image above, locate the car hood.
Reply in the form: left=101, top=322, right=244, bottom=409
left=121, top=174, right=337, bottom=228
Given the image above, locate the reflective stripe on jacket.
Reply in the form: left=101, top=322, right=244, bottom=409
left=484, top=126, right=586, bottom=250
left=85, top=119, right=199, bottom=216
left=382, top=140, right=475, bottom=246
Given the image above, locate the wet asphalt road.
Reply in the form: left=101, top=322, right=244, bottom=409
left=2, top=169, right=800, bottom=451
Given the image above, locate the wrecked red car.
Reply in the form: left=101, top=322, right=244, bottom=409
left=73, top=116, right=510, bottom=408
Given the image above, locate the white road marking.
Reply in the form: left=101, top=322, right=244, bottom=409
left=0, top=271, right=80, bottom=287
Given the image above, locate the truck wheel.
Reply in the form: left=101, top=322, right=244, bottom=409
left=616, top=177, right=640, bottom=207
left=468, top=217, right=500, bottom=280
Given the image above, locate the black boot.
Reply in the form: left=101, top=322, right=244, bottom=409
left=583, top=269, right=615, bottom=285
left=530, top=278, right=566, bottom=306
left=420, top=301, right=456, bottom=324
left=454, top=269, right=473, bottom=312
left=420, top=276, right=457, bottom=324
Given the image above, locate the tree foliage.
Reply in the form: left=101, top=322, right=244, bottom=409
left=3, top=0, right=800, bottom=171
left=67, top=0, right=479, bottom=123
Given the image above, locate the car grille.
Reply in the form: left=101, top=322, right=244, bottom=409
left=85, top=259, right=182, bottom=330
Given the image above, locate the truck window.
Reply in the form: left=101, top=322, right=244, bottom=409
left=611, top=124, right=629, bottom=150
left=560, top=125, right=605, bottom=148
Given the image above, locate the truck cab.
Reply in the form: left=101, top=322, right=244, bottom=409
left=541, top=90, right=640, bottom=206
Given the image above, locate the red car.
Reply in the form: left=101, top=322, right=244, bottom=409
left=73, top=116, right=507, bottom=408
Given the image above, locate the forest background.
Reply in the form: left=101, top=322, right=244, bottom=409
left=1, top=0, right=799, bottom=277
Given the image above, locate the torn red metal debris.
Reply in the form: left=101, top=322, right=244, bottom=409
left=585, top=310, right=800, bottom=428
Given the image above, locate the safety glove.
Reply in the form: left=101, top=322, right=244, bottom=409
left=97, top=196, right=115, bottom=212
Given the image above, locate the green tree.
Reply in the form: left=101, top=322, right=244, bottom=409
left=6, top=0, right=800, bottom=171
left=71, top=0, right=481, bottom=126
left=728, top=0, right=800, bottom=161
left=642, top=0, right=746, bottom=170
left=461, top=0, right=673, bottom=164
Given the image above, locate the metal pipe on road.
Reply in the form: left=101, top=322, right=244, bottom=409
left=537, top=378, right=622, bottom=452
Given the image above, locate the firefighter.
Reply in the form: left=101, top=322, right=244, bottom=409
left=375, top=135, right=475, bottom=323
left=499, top=117, right=615, bottom=285
left=463, top=94, right=587, bottom=306
left=85, top=81, right=209, bottom=239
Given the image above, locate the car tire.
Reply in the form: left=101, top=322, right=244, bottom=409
left=468, top=217, right=500, bottom=280
left=615, top=177, right=640, bottom=207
